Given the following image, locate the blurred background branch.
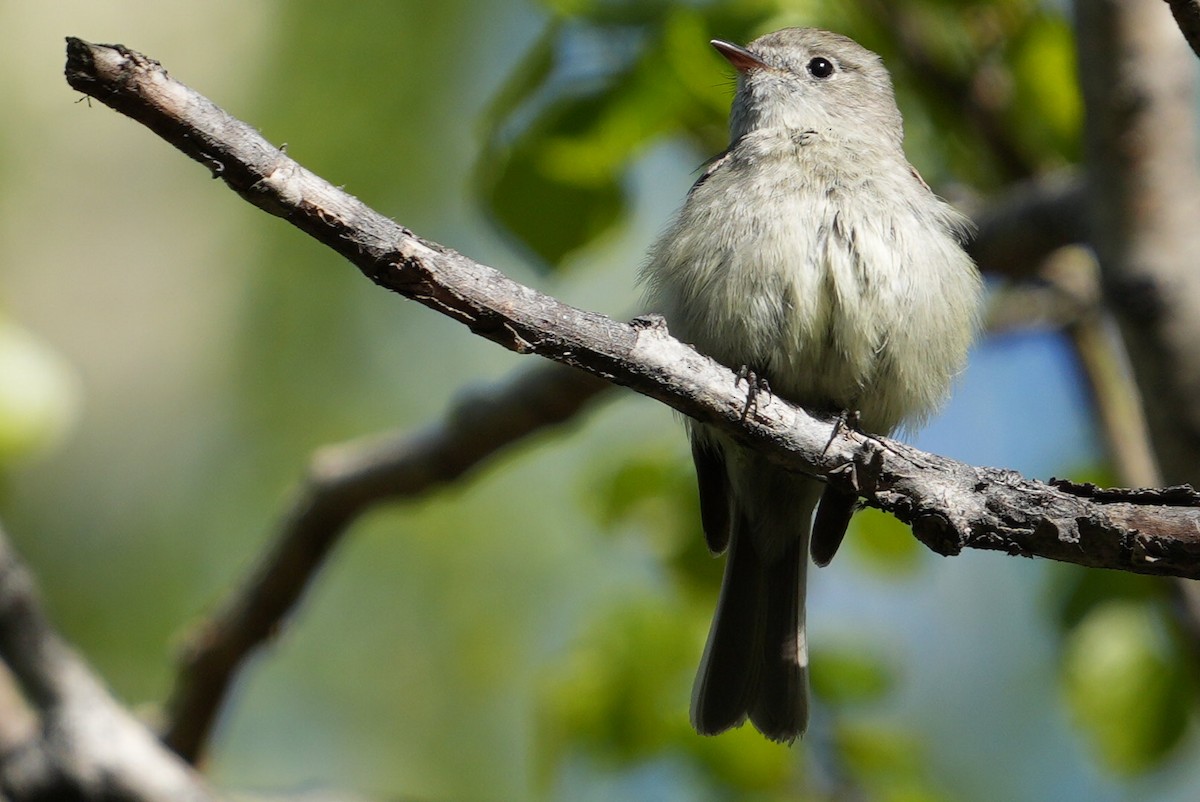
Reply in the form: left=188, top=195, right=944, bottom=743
left=1164, top=0, right=1200, bottom=58
left=163, top=363, right=610, bottom=764
left=0, top=523, right=218, bottom=801
left=1077, top=0, right=1200, bottom=753
left=1077, top=0, right=1200, bottom=490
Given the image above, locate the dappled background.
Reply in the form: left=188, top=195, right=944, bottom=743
left=1, top=0, right=1197, bottom=800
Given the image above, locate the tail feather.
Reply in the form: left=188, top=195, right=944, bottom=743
left=749, top=532, right=809, bottom=742
left=689, top=438, right=819, bottom=743
left=691, top=508, right=812, bottom=743
left=690, top=521, right=764, bottom=735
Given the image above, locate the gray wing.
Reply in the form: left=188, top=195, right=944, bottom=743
left=687, top=149, right=732, bottom=198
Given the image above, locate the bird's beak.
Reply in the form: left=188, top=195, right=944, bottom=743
left=711, top=39, right=768, bottom=73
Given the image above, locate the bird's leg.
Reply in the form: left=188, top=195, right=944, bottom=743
left=822, top=408, right=860, bottom=456
left=735, top=366, right=772, bottom=421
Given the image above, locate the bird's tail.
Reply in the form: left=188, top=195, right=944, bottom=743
left=690, top=499, right=812, bottom=743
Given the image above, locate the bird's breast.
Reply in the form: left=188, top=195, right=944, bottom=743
left=643, top=138, right=978, bottom=433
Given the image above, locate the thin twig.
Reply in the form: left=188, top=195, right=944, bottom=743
left=161, top=363, right=609, bottom=762
left=1044, top=249, right=1163, bottom=487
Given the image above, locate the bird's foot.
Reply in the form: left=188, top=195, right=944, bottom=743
left=734, top=366, right=772, bottom=420
left=823, top=408, right=861, bottom=455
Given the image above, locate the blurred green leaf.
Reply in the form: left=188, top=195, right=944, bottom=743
left=683, top=721, right=796, bottom=794
left=1008, top=13, right=1081, bottom=163
left=476, top=21, right=561, bottom=139
left=0, top=317, right=80, bottom=464
left=1050, top=564, right=1165, bottom=632
left=593, top=452, right=688, bottom=529
left=810, top=645, right=897, bottom=707
left=476, top=3, right=777, bottom=267
left=479, top=113, right=625, bottom=267
left=1062, top=601, right=1191, bottom=773
left=537, top=598, right=698, bottom=760
left=536, top=589, right=797, bottom=794
left=586, top=446, right=736, bottom=600
left=847, top=506, right=923, bottom=575
left=837, top=722, right=950, bottom=802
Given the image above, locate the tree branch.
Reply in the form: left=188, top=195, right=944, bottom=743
left=1076, top=0, right=1200, bottom=489
left=1077, top=0, right=1200, bottom=691
left=60, top=36, right=1200, bottom=580
left=965, top=172, right=1087, bottom=281
left=158, top=177, right=1098, bottom=765
left=149, top=152, right=1088, bottom=763
left=0, top=523, right=219, bottom=801
left=157, top=161, right=1103, bottom=764
left=1164, top=0, right=1200, bottom=59
left=1056, top=255, right=1162, bottom=488
left=161, top=363, right=610, bottom=763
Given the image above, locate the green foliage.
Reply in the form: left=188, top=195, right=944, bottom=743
left=836, top=723, right=951, bottom=802
left=1051, top=563, right=1168, bottom=632
left=590, top=450, right=696, bottom=548
left=845, top=506, right=924, bottom=575
left=589, top=447, right=734, bottom=599
left=1061, top=600, right=1192, bottom=773
left=838, top=1, right=1081, bottom=186
left=475, top=3, right=773, bottom=268
left=810, top=645, right=897, bottom=707
left=1049, top=562, right=1195, bottom=773
left=535, top=595, right=799, bottom=795
left=537, top=599, right=696, bottom=760
left=478, top=93, right=627, bottom=269
left=1007, top=13, right=1082, bottom=163
left=0, top=316, right=79, bottom=465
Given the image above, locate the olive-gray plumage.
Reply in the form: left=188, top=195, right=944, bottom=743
left=641, top=28, right=981, bottom=742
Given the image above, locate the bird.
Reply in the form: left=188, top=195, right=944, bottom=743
left=639, top=27, right=982, bottom=743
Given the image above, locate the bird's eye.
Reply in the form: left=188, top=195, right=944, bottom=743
left=807, top=57, right=834, bottom=79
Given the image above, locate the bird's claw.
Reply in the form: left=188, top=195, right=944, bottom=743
left=735, top=366, right=772, bottom=420
left=823, top=408, right=861, bottom=455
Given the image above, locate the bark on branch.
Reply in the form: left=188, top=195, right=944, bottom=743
left=61, top=36, right=1200, bottom=583
left=0, top=524, right=218, bottom=801
left=1164, top=0, right=1200, bottom=59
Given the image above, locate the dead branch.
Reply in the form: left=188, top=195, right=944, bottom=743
left=59, top=36, right=1200, bottom=584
